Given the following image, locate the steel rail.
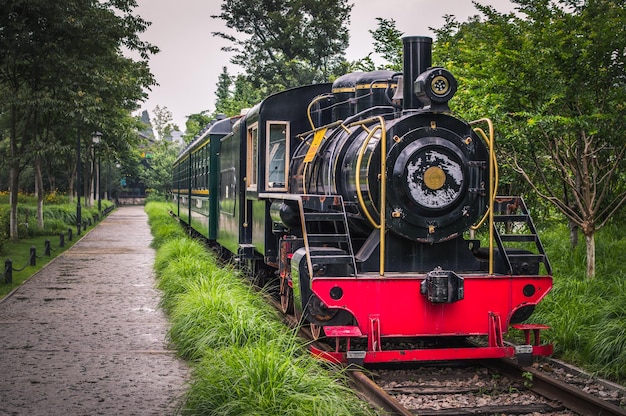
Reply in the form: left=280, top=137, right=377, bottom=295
left=485, top=359, right=626, bottom=416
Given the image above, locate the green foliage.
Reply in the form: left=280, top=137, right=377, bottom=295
left=145, top=202, right=187, bottom=249
left=0, top=201, right=112, bottom=245
left=138, top=140, right=180, bottom=197
left=153, top=237, right=211, bottom=275
left=150, top=105, right=179, bottom=141
left=1, top=0, right=158, bottom=239
left=432, top=0, right=626, bottom=277
left=353, top=17, right=404, bottom=71
left=532, top=222, right=626, bottom=382
left=213, top=72, right=265, bottom=117
left=0, top=206, right=8, bottom=253
left=212, top=0, right=352, bottom=92
left=169, top=274, right=286, bottom=360
left=183, top=112, right=213, bottom=144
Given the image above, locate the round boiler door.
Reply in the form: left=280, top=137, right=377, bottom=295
left=404, top=147, right=464, bottom=210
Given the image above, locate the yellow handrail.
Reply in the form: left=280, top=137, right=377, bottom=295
left=469, top=118, right=498, bottom=275
left=353, top=116, right=387, bottom=276
left=306, top=94, right=334, bottom=130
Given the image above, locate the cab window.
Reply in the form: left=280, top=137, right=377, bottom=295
left=266, top=121, right=289, bottom=190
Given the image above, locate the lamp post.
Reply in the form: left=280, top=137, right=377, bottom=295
left=92, top=132, right=102, bottom=212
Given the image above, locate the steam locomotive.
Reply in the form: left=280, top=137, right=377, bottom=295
left=171, top=36, right=553, bottom=364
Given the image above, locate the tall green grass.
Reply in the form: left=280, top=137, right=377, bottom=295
left=144, top=202, right=373, bottom=415
left=169, top=275, right=286, bottom=360
left=185, top=340, right=369, bottom=416
left=533, top=222, right=626, bottom=382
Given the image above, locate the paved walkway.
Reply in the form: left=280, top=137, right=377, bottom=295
left=0, top=206, right=188, bottom=415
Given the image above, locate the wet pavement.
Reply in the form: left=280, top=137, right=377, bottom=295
left=0, top=206, right=188, bottom=415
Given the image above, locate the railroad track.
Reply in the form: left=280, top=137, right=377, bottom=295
left=355, top=358, right=626, bottom=416
left=261, top=282, right=626, bottom=416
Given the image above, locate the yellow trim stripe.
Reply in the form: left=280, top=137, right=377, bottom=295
left=356, top=83, right=397, bottom=89
left=332, top=87, right=356, bottom=93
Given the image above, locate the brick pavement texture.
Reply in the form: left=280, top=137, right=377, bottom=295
left=0, top=206, right=189, bottom=415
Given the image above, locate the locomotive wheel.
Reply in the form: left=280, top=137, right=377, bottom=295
left=310, top=323, right=322, bottom=340
left=280, top=277, right=294, bottom=314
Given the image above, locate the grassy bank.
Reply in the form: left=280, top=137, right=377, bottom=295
left=533, top=222, right=626, bottom=383
left=145, top=202, right=373, bottom=416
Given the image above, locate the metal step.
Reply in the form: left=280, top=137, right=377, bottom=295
left=303, top=212, right=345, bottom=221
left=493, top=214, right=529, bottom=222
left=307, top=234, right=350, bottom=243
left=499, top=234, right=538, bottom=243
left=310, top=254, right=355, bottom=264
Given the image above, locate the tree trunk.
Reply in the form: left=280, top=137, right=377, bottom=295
left=569, top=220, right=579, bottom=248
left=9, top=163, right=20, bottom=241
left=9, top=103, right=20, bottom=241
left=68, top=161, right=76, bottom=204
left=34, top=158, right=45, bottom=228
left=585, top=232, right=595, bottom=279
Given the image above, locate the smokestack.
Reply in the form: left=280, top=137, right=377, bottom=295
left=402, top=36, right=432, bottom=111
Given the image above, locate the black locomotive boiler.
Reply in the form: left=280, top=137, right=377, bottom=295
left=171, top=36, right=553, bottom=364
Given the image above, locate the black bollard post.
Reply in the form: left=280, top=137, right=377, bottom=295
left=45, top=239, right=51, bottom=256
left=59, top=233, right=65, bottom=248
left=68, top=228, right=73, bottom=241
left=4, top=259, right=11, bottom=284
left=30, top=246, right=36, bottom=266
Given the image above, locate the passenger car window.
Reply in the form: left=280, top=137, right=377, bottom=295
left=247, top=124, right=258, bottom=190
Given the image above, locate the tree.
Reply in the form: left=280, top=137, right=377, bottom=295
left=351, top=18, right=404, bottom=72
left=151, top=105, right=179, bottom=141
left=212, top=0, right=352, bottom=91
left=433, top=0, right=626, bottom=278
left=0, top=0, right=157, bottom=239
left=214, top=71, right=264, bottom=117
left=138, top=140, right=178, bottom=196
left=184, top=112, right=213, bottom=144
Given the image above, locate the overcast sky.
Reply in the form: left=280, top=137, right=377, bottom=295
left=134, top=0, right=517, bottom=131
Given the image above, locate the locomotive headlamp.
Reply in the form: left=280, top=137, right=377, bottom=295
left=414, top=67, right=458, bottom=110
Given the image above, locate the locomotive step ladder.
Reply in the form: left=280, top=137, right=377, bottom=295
left=298, top=195, right=357, bottom=276
left=492, top=196, right=552, bottom=275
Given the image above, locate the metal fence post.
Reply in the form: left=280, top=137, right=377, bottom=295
left=45, top=239, right=51, bottom=256
left=59, top=233, right=65, bottom=248
left=30, top=246, right=36, bottom=266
